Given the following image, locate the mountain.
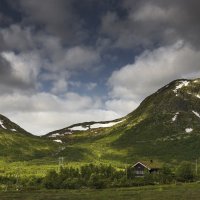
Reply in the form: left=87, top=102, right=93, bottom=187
left=1, top=78, right=199, bottom=164
left=46, top=119, right=125, bottom=140
left=0, top=114, right=58, bottom=161
left=112, top=78, right=200, bottom=161
left=0, top=114, right=31, bottom=135
left=44, top=78, right=200, bottom=164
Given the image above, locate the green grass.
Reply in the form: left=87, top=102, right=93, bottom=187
left=1, top=183, right=200, bottom=200
left=0, top=129, right=60, bottom=162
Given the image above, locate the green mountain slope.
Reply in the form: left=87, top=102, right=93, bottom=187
left=0, top=115, right=58, bottom=161
left=44, top=78, right=200, bottom=164
left=112, top=78, right=200, bottom=161
left=1, top=78, right=200, bottom=165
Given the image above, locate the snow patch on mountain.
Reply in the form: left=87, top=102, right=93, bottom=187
left=172, top=112, right=179, bottom=122
left=70, top=126, right=89, bottom=131
left=194, top=80, right=200, bottom=83
left=90, top=120, right=125, bottom=129
left=196, top=94, right=200, bottom=99
left=185, top=128, right=193, bottom=133
left=64, top=132, right=72, bottom=135
left=173, top=81, right=190, bottom=94
left=0, top=120, right=7, bottom=129
left=68, top=120, right=125, bottom=131
left=53, top=139, right=62, bottom=143
left=49, top=133, right=60, bottom=138
left=192, top=111, right=200, bottom=118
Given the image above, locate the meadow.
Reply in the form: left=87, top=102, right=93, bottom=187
left=0, top=183, right=200, bottom=200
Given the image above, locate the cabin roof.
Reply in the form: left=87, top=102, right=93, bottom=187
left=132, top=161, right=161, bottom=170
left=132, top=162, right=151, bottom=170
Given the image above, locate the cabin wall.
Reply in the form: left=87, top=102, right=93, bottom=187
left=133, top=164, right=146, bottom=176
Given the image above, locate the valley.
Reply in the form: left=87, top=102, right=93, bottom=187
left=0, top=78, right=200, bottom=178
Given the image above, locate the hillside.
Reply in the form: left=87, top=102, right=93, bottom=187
left=0, top=115, right=59, bottom=161
left=1, top=78, right=200, bottom=165
left=112, top=78, right=200, bottom=161
left=0, top=114, right=31, bottom=135
left=46, top=119, right=125, bottom=141
left=44, top=78, right=200, bottom=164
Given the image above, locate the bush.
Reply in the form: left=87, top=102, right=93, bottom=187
left=176, top=161, right=195, bottom=182
left=43, top=170, right=60, bottom=189
left=159, top=165, right=174, bottom=184
left=89, top=174, right=107, bottom=189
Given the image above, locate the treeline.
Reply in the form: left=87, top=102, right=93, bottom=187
left=0, top=161, right=198, bottom=190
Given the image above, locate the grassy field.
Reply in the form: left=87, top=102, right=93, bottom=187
left=0, top=183, right=200, bottom=200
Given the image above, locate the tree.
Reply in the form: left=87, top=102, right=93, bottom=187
left=159, top=165, right=174, bottom=184
left=176, top=162, right=195, bottom=182
left=127, top=166, right=135, bottom=179
left=43, top=170, right=60, bottom=189
left=89, top=174, right=106, bottom=189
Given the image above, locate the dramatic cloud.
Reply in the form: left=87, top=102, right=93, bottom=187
left=101, top=0, right=200, bottom=49
left=0, top=23, right=100, bottom=96
left=0, top=25, right=35, bottom=51
left=0, top=52, right=40, bottom=94
left=0, top=0, right=200, bottom=134
left=1, top=51, right=40, bottom=85
left=132, top=4, right=176, bottom=22
left=18, top=0, right=83, bottom=44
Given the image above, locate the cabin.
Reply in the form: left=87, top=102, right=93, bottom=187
left=132, top=161, right=160, bottom=177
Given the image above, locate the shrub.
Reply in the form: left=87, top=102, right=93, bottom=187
left=176, top=161, right=195, bottom=182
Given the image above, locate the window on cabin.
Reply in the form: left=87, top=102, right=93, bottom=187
left=135, top=170, right=144, bottom=175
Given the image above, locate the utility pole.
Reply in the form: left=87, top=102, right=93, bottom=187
left=58, top=157, right=64, bottom=172
left=196, top=159, right=198, bottom=176
left=125, top=160, right=128, bottom=179
left=59, top=157, right=64, bottom=166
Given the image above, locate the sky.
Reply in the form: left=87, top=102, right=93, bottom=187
left=0, top=0, right=200, bottom=135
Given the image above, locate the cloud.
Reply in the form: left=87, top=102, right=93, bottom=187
left=57, top=46, right=101, bottom=70
left=0, top=92, right=119, bottom=135
left=108, top=41, right=200, bottom=113
left=0, top=51, right=41, bottom=94
left=1, top=51, right=40, bottom=85
left=105, top=99, right=138, bottom=116
left=1, top=0, right=200, bottom=135
left=0, top=24, right=35, bottom=51
left=132, top=4, right=176, bottom=22
left=0, top=23, right=101, bottom=97
left=17, top=0, right=86, bottom=44
left=51, top=79, right=68, bottom=94
left=0, top=23, right=101, bottom=72
left=0, top=54, right=12, bottom=78
left=0, top=92, right=95, bottom=113
left=6, top=109, right=120, bottom=136
left=0, top=12, right=13, bottom=26
left=86, top=82, right=97, bottom=91
left=100, top=0, right=200, bottom=49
